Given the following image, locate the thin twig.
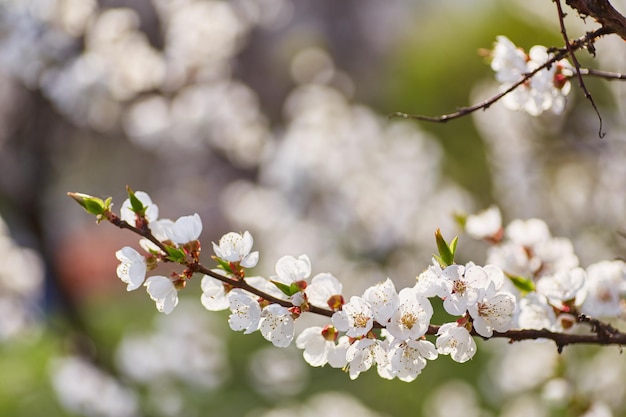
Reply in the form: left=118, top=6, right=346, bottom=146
left=390, top=29, right=606, bottom=124
left=109, top=214, right=626, bottom=349
left=555, top=0, right=605, bottom=138
left=580, top=67, right=626, bottom=80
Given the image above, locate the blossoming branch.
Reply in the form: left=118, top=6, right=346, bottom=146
left=68, top=188, right=626, bottom=383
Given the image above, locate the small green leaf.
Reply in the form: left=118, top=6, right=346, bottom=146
left=164, top=246, right=186, bottom=263
left=271, top=280, right=301, bottom=297
left=508, top=274, right=536, bottom=295
left=449, top=236, right=458, bottom=255
left=126, top=187, right=145, bottom=216
left=67, top=192, right=107, bottom=216
left=434, top=228, right=457, bottom=267
left=214, top=257, right=234, bottom=274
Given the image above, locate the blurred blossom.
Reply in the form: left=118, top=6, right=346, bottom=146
left=222, top=81, right=472, bottom=285
left=50, top=356, right=139, bottom=417
left=248, top=346, right=308, bottom=398
left=541, top=378, right=572, bottom=405
left=115, top=302, right=229, bottom=389
left=499, top=394, right=548, bottom=417
left=581, top=402, right=614, bottom=417
left=487, top=340, right=559, bottom=396
left=251, top=391, right=385, bottom=417
left=423, top=380, right=483, bottom=417
left=574, top=348, right=626, bottom=409
left=155, top=0, right=248, bottom=77
left=0, top=216, right=44, bottom=340
left=232, top=0, right=294, bottom=29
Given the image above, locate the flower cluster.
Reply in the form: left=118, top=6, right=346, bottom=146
left=465, top=207, right=626, bottom=331
left=69, top=189, right=626, bottom=384
left=490, top=36, right=573, bottom=116
left=202, top=231, right=516, bottom=382
left=114, top=190, right=203, bottom=314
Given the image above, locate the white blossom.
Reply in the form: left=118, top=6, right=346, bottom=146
left=327, top=336, right=350, bottom=369
left=345, top=338, right=387, bottom=380
left=144, top=275, right=178, bottom=314
left=580, top=260, right=626, bottom=318
left=465, top=206, right=502, bottom=240
left=260, top=303, right=295, bottom=348
left=387, top=287, right=433, bottom=340
left=332, top=296, right=374, bottom=338
left=468, top=288, right=516, bottom=337
left=506, top=218, right=551, bottom=247
left=272, top=254, right=311, bottom=285
left=436, top=322, right=476, bottom=363
left=536, top=267, right=586, bottom=306
left=387, top=339, right=438, bottom=382
left=139, top=218, right=174, bottom=252
left=362, top=278, right=399, bottom=324
left=442, top=263, right=491, bottom=316
left=516, top=292, right=557, bottom=330
left=166, top=213, right=202, bottom=244
left=415, top=259, right=450, bottom=298
left=305, top=272, right=343, bottom=309
left=212, top=231, right=259, bottom=268
left=120, top=191, right=159, bottom=226
left=115, top=246, right=146, bottom=291
left=227, top=289, right=261, bottom=334
left=296, top=326, right=330, bottom=367
left=491, top=36, right=572, bottom=116
left=200, top=274, right=229, bottom=311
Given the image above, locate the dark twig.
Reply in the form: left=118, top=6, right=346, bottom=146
left=580, top=67, right=626, bottom=80
left=390, top=30, right=607, bottom=124
left=107, top=214, right=626, bottom=349
left=555, top=0, right=605, bottom=138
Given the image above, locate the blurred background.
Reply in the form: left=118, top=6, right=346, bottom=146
left=2, top=0, right=626, bottom=416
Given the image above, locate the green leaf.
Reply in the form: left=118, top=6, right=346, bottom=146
left=508, top=274, right=536, bottom=294
left=271, top=280, right=301, bottom=297
left=434, top=228, right=457, bottom=267
left=449, top=236, right=458, bottom=255
left=164, top=246, right=186, bottom=263
left=67, top=192, right=107, bottom=216
left=126, top=187, right=145, bottom=216
left=214, top=257, right=234, bottom=274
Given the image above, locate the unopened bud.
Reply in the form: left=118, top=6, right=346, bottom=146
left=327, top=294, right=345, bottom=311
left=321, top=324, right=338, bottom=342
left=67, top=192, right=112, bottom=221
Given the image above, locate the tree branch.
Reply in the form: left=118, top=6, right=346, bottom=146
left=390, top=30, right=606, bottom=123
left=555, top=0, right=605, bottom=137
left=566, top=0, right=626, bottom=41
left=107, top=215, right=626, bottom=350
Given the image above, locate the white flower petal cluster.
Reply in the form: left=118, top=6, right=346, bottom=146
left=436, top=323, right=476, bottom=363
left=487, top=217, right=579, bottom=280
left=469, top=209, right=626, bottom=335
left=166, top=213, right=203, bottom=244
left=115, top=192, right=208, bottom=315
left=120, top=191, right=159, bottom=226
left=305, top=272, right=343, bottom=309
left=272, top=254, right=311, bottom=285
left=491, top=36, right=573, bottom=116
left=144, top=276, right=179, bottom=315
left=465, top=205, right=503, bottom=241
left=328, top=278, right=440, bottom=381
left=115, top=246, right=147, bottom=291
left=212, top=231, right=259, bottom=268
left=579, top=261, right=626, bottom=318
left=200, top=274, right=229, bottom=311
left=114, top=244, right=179, bottom=314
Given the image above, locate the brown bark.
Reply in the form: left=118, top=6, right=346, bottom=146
left=566, top=0, right=626, bottom=40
